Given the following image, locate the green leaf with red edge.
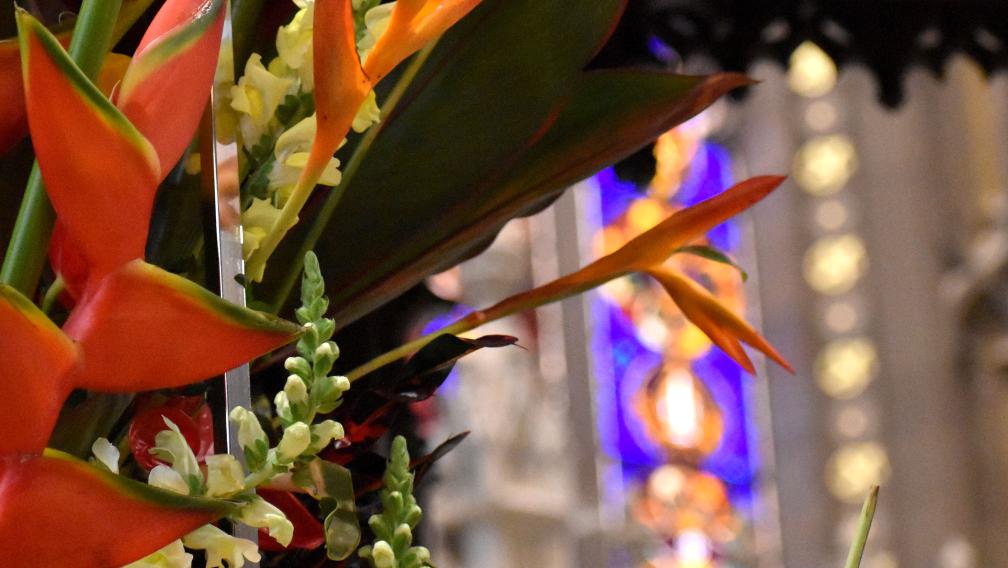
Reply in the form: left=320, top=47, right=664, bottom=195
left=0, top=284, right=77, bottom=454
left=260, top=0, right=749, bottom=328
left=117, top=0, right=226, bottom=176
left=17, top=9, right=161, bottom=278
left=0, top=450, right=238, bottom=567
left=63, top=260, right=300, bottom=390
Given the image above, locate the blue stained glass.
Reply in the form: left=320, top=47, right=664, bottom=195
left=590, top=138, right=760, bottom=512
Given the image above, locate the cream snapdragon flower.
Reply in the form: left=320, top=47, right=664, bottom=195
left=123, top=540, right=193, bottom=568
left=230, top=53, right=295, bottom=150
left=276, top=0, right=316, bottom=90
left=182, top=525, right=261, bottom=568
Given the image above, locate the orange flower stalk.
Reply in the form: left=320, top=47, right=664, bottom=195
left=0, top=3, right=302, bottom=564
left=348, top=175, right=792, bottom=380
left=363, top=0, right=483, bottom=83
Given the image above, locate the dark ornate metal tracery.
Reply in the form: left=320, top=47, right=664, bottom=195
left=595, top=0, right=1008, bottom=107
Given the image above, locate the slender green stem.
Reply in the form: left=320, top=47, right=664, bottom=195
left=40, top=275, right=64, bottom=315
left=0, top=0, right=122, bottom=296
left=844, top=486, right=879, bottom=568
left=269, top=41, right=440, bottom=314
left=347, top=320, right=468, bottom=381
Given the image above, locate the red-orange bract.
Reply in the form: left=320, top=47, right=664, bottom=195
left=0, top=2, right=301, bottom=564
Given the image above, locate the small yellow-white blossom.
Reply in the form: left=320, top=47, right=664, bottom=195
left=230, top=53, right=294, bottom=149
left=122, top=539, right=192, bottom=568
left=277, top=421, right=311, bottom=462
left=91, top=437, right=119, bottom=474
left=182, top=524, right=261, bottom=568
left=237, top=496, right=294, bottom=547
left=205, top=454, right=246, bottom=498
left=148, top=464, right=190, bottom=495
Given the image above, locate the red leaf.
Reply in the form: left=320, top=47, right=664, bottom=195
left=257, top=489, right=326, bottom=551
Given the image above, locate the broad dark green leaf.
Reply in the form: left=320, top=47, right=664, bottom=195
left=260, top=0, right=748, bottom=329
left=375, top=334, right=517, bottom=401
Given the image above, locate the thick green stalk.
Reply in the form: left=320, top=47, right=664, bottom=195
left=269, top=41, right=440, bottom=314
left=0, top=0, right=123, bottom=296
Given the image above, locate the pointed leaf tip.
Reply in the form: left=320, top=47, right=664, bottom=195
left=118, top=0, right=226, bottom=176
left=0, top=285, right=78, bottom=454
left=647, top=267, right=793, bottom=374
left=64, top=260, right=301, bottom=391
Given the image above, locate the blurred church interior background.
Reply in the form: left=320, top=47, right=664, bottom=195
left=393, top=3, right=1008, bottom=567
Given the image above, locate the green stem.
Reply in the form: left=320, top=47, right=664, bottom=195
left=269, top=40, right=440, bottom=314
left=844, top=486, right=879, bottom=568
left=40, top=275, right=64, bottom=315
left=0, top=0, right=123, bottom=296
left=346, top=320, right=468, bottom=382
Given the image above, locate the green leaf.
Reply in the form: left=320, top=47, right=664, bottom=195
left=292, top=458, right=361, bottom=560
left=844, top=486, right=879, bottom=568
left=259, top=0, right=749, bottom=327
left=674, top=245, right=749, bottom=281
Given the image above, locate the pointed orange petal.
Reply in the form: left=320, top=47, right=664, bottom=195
left=616, top=175, right=786, bottom=272
left=451, top=177, right=786, bottom=332
left=0, top=285, right=78, bottom=454
left=648, top=267, right=793, bottom=373
left=63, top=260, right=300, bottom=390
left=307, top=0, right=372, bottom=181
left=363, top=0, right=482, bottom=83
left=117, top=0, right=225, bottom=176
left=0, top=451, right=236, bottom=567
left=17, top=10, right=161, bottom=277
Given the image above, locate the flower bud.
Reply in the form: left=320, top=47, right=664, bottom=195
left=277, top=422, right=311, bottom=462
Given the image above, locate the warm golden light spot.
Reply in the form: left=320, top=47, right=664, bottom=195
left=816, top=337, right=878, bottom=399
left=826, top=441, right=891, bottom=503
left=788, top=41, right=838, bottom=97
left=794, top=135, right=858, bottom=195
left=627, top=198, right=667, bottom=233
left=804, top=234, right=868, bottom=294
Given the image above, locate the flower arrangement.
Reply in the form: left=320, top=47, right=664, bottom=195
left=0, top=0, right=866, bottom=566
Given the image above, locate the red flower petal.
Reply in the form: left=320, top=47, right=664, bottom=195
left=18, top=10, right=161, bottom=279
left=0, top=451, right=236, bottom=567
left=117, top=0, right=226, bottom=176
left=129, top=395, right=215, bottom=470
left=0, top=285, right=77, bottom=454
left=63, top=260, right=301, bottom=390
